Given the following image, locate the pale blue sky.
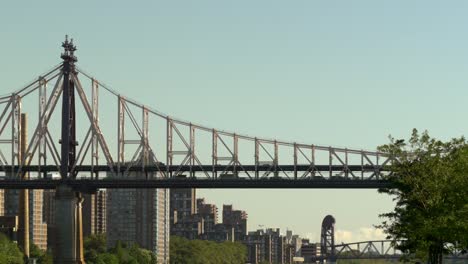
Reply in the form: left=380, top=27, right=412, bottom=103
left=2, top=1, right=468, bottom=242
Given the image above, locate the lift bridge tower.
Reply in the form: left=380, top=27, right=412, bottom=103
left=321, top=215, right=336, bottom=263
left=54, top=36, right=85, bottom=264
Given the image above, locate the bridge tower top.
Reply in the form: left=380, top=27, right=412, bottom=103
left=61, top=35, right=77, bottom=64
left=59, top=35, right=78, bottom=179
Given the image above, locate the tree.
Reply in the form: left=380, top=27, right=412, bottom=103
left=83, top=234, right=157, bottom=264
left=0, top=233, right=23, bottom=264
left=170, top=236, right=247, bottom=264
left=84, top=234, right=107, bottom=264
left=377, top=129, right=468, bottom=263
left=30, top=243, right=53, bottom=264
left=128, top=243, right=153, bottom=264
left=95, top=253, right=119, bottom=264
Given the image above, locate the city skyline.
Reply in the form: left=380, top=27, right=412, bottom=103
left=2, top=0, right=468, bottom=245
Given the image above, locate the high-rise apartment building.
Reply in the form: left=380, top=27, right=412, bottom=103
left=246, top=229, right=267, bottom=263
left=170, top=190, right=247, bottom=244
left=222, top=204, right=247, bottom=241
left=4, top=189, right=48, bottom=250
left=197, top=198, right=218, bottom=232
left=107, top=168, right=170, bottom=264
left=300, top=242, right=321, bottom=263
left=43, top=189, right=56, bottom=249
left=245, top=228, right=288, bottom=264
left=170, top=188, right=199, bottom=239
left=264, top=228, right=284, bottom=263
left=83, top=190, right=107, bottom=236
left=170, top=188, right=196, bottom=226
left=291, top=235, right=302, bottom=256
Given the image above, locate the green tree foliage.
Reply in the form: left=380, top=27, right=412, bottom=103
left=377, top=129, right=468, bottom=263
left=170, top=235, right=247, bottom=264
left=0, top=233, right=23, bottom=264
left=29, top=243, right=53, bottom=264
left=84, top=234, right=108, bottom=263
left=84, top=234, right=157, bottom=264
left=95, top=253, right=119, bottom=264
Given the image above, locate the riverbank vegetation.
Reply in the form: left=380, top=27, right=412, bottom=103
left=170, top=235, right=247, bottom=264
left=378, top=129, right=468, bottom=263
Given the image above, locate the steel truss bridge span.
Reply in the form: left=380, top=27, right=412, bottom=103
left=0, top=62, right=392, bottom=189
left=314, top=240, right=468, bottom=261
left=334, top=240, right=468, bottom=261
left=334, top=240, right=402, bottom=260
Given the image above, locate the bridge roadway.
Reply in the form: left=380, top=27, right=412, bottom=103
left=0, top=178, right=391, bottom=189
left=0, top=164, right=390, bottom=189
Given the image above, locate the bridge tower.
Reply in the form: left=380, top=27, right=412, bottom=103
left=54, top=36, right=85, bottom=264
left=320, top=215, right=336, bottom=263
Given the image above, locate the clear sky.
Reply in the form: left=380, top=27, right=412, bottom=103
left=2, top=1, right=468, bottom=242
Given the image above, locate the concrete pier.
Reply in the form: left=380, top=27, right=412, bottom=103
left=54, top=185, right=85, bottom=263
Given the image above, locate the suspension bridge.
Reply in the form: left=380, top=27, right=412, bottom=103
left=0, top=37, right=394, bottom=263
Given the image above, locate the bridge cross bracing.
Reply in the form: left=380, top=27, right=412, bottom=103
left=0, top=41, right=392, bottom=190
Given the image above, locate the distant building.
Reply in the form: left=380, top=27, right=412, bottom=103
left=4, top=189, right=48, bottom=250
left=197, top=198, right=218, bottom=234
left=83, top=190, right=107, bottom=236
left=222, top=204, right=247, bottom=241
left=300, top=242, right=321, bottom=263
left=170, top=188, right=196, bottom=228
left=0, top=216, right=18, bottom=242
left=245, top=228, right=287, bottom=264
left=203, top=223, right=234, bottom=242
left=43, top=189, right=56, bottom=249
left=245, top=229, right=267, bottom=263
left=291, top=235, right=302, bottom=256
left=286, top=229, right=293, bottom=244
left=170, top=190, right=250, bottom=244
left=265, top=228, right=284, bottom=263
left=107, top=167, right=170, bottom=264
left=284, top=244, right=296, bottom=264
left=172, top=214, right=204, bottom=240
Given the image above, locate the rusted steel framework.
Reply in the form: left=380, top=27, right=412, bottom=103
left=0, top=45, right=393, bottom=189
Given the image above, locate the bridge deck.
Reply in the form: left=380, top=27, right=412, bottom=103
left=0, top=178, right=391, bottom=190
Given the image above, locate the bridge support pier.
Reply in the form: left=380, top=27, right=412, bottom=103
left=54, top=184, right=85, bottom=264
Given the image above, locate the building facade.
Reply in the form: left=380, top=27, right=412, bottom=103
left=83, top=190, right=107, bottom=237
left=197, top=198, right=218, bottom=236
left=222, top=204, right=247, bottom=241
left=300, top=242, right=321, bottom=263
left=245, top=228, right=290, bottom=264
left=107, top=169, right=170, bottom=264
left=170, top=188, right=196, bottom=227
left=4, top=189, right=48, bottom=250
